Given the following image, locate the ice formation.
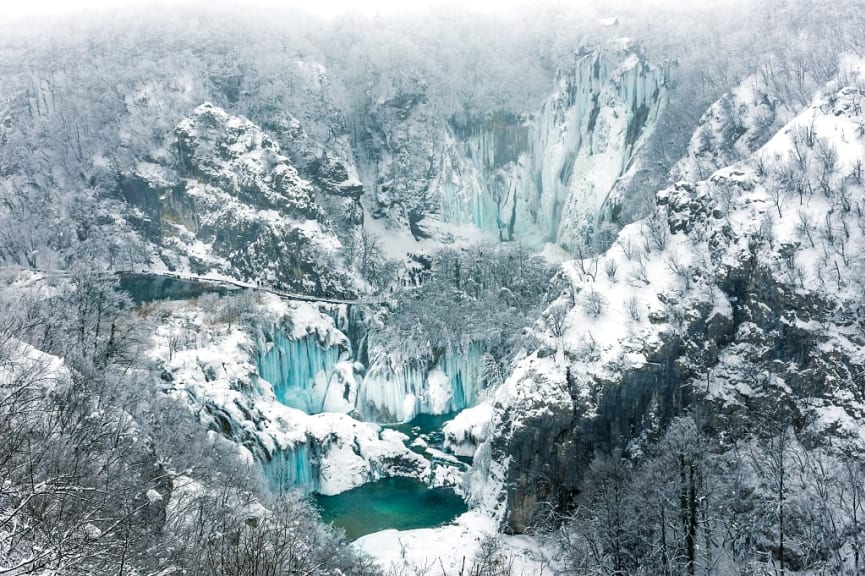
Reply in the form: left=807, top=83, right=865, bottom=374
left=255, top=329, right=354, bottom=414
left=436, top=50, right=668, bottom=250
left=266, top=441, right=317, bottom=490
left=358, top=342, right=487, bottom=423
left=151, top=296, right=434, bottom=495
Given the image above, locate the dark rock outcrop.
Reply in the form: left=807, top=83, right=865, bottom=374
left=120, top=104, right=358, bottom=297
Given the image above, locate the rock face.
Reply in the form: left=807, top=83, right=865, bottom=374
left=671, top=72, right=799, bottom=183
left=474, top=58, right=865, bottom=533
left=356, top=49, right=668, bottom=249
left=174, top=104, right=319, bottom=217
left=120, top=104, right=358, bottom=296
left=498, top=339, right=688, bottom=531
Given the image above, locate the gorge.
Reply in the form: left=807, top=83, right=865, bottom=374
left=2, top=2, right=865, bottom=575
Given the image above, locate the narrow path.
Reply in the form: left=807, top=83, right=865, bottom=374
left=154, top=271, right=387, bottom=305
left=1, top=266, right=386, bottom=306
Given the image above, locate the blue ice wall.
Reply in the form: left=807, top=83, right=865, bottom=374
left=320, top=304, right=369, bottom=366
left=264, top=442, right=319, bottom=493
left=439, top=342, right=485, bottom=411
left=256, top=328, right=342, bottom=414
left=440, top=179, right=502, bottom=236
left=358, top=342, right=488, bottom=423
left=439, top=50, right=667, bottom=248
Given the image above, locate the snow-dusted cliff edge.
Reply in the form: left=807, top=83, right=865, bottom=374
left=469, top=56, right=865, bottom=533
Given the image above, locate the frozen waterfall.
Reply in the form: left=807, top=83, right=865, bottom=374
left=256, top=327, right=352, bottom=414
left=264, top=441, right=319, bottom=493
left=437, top=50, right=668, bottom=250
left=358, top=343, right=487, bottom=423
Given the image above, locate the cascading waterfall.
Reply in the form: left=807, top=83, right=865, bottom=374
left=264, top=441, right=319, bottom=493
left=437, top=342, right=485, bottom=411
left=438, top=125, right=523, bottom=239
left=438, top=49, right=668, bottom=250
left=357, top=358, right=426, bottom=423
left=255, top=327, right=345, bottom=414
left=440, top=179, right=501, bottom=236
left=321, top=304, right=370, bottom=366
left=358, top=342, right=487, bottom=423
left=253, top=312, right=487, bottom=495
left=254, top=319, right=355, bottom=494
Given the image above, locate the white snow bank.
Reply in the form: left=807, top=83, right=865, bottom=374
left=443, top=403, right=494, bottom=458
left=0, top=339, right=70, bottom=392
left=356, top=511, right=552, bottom=575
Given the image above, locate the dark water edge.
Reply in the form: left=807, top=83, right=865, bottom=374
left=118, top=272, right=238, bottom=304
left=387, top=411, right=473, bottom=465
left=314, top=477, right=467, bottom=540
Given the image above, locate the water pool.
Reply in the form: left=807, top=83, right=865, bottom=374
left=315, top=477, right=467, bottom=540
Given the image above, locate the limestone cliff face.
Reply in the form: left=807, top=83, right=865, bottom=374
left=495, top=337, right=688, bottom=532
left=120, top=103, right=359, bottom=296
left=173, top=103, right=321, bottom=218
left=473, top=62, right=865, bottom=533
left=357, top=49, right=668, bottom=248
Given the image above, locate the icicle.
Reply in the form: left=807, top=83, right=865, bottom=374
left=255, top=327, right=344, bottom=414
left=357, top=342, right=487, bottom=423
left=436, top=342, right=485, bottom=412
left=357, top=355, right=425, bottom=422
left=264, top=442, right=319, bottom=493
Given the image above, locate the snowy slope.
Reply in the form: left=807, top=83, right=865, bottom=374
left=672, top=72, right=801, bottom=182
left=471, top=58, right=865, bottom=532
left=356, top=511, right=552, bottom=575
left=0, top=339, right=71, bottom=394
left=122, top=104, right=359, bottom=296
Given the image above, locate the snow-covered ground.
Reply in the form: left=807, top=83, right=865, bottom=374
left=356, top=511, right=554, bottom=575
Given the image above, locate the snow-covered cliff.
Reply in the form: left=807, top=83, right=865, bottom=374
left=470, top=56, right=865, bottom=532
left=149, top=294, right=434, bottom=496
left=121, top=104, right=360, bottom=296
left=672, top=72, right=800, bottom=182
left=360, top=49, right=667, bottom=251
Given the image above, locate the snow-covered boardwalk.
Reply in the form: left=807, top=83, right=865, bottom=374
left=148, top=271, right=385, bottom=305
left=0, top=266, right=385, bottom=306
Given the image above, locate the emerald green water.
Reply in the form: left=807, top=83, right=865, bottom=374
left=315, top=414, right=472, bottom=539
left=314, top=477, right=467, bottom=540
